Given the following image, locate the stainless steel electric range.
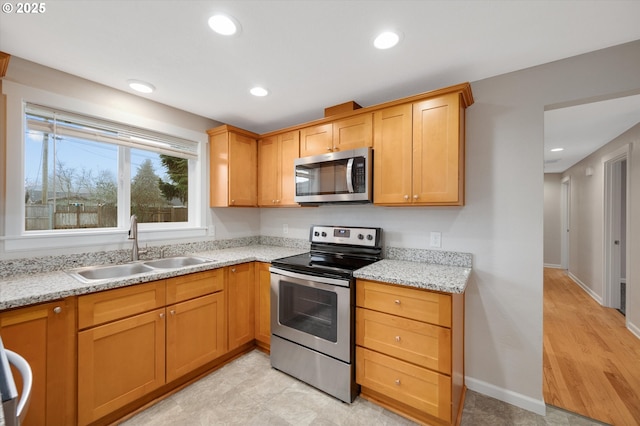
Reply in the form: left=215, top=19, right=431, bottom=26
left=269, top=225, right=382, bottom=403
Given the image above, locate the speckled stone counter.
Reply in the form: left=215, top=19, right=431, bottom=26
left=0, top=245, right=307, bottom=311
left=354, top=247, right=472, bottom=293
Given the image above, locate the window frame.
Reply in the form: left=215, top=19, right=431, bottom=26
left=3, top=81, right=208, bottom=253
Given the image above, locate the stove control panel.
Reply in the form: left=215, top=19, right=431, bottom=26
left=310, top=225, right=380, bottom=247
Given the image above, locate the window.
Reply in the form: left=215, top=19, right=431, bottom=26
left=24, top=104, right=198, bottom=231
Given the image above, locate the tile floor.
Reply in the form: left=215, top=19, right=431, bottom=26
left=120, top=350, right=607, bottom=425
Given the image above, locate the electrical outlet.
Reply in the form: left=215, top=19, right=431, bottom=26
left=430, top=232, right=442, bottom=248
left=283, top=224, right=289, bottom=235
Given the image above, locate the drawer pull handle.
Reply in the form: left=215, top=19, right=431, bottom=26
left=53, top=306, right=62, bottom=314
left=395, top=336, right=401, bottom=342
left=394, top=299, right=401, bottom=305
left=395, top=379, right=401, bottom=385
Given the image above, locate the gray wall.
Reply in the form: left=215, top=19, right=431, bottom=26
left=260, top=39, right=640, bottom=412
left=562, top=122, right=639, bottom=315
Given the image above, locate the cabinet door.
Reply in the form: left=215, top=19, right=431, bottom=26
left=77, top=309, right=165, bottom=425
left=333, top=113, right=373, bottom=152
left=0, top=299, right=76, bottom=426
left=278, top=131, right=300, bottom=206
left=412, top=93, right=463, bottom=205
left=300, top=123, right=332, bottom=157
left=166, top=292, right=226, bottom=382
left=258, top=135, right=279, bottom=206
left=227, top=263, right=255, bottom=350
left=254, top=262, right=271, bottom=348
left=229, top=131, right=258, bottom=206
left=373, top=104, right=413, bottom=204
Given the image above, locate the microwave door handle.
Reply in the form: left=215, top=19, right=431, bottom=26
left=346, top=158, right=355, bottom=193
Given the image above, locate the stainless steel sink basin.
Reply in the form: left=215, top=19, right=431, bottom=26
left=68, top=262, right=154, bottom=282
left=143, top=256, right=215, bottom=269
left=66, top=256, right=216, bottom=283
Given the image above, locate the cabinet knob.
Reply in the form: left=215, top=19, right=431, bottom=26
left=395, top=379, right=401, bottom=386
left=394, top=299, right=401, bottom=305
left=404, top=195, right=409, bottom=200
left=272, top=200, right=276, bottom=204
left=413, top=194, right=418, bottom=199
left=53, top=306, right=62, bottom=314
left=276, top=199, right=280, bottom=203
left=231, top=268, right=236, bottom=273
left=327, top=147, right=332, bottom=151
left=395, top=335, right=401, bottom=342
left=170, top=310, right=176, bottom=316
left=159, top=313, right=165, bottom=319
left=231, top=200, right=235, bottom=205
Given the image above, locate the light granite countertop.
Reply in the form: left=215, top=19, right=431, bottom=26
left=0, top=244, right=472, bottom=311
left=0, top=245, right=307, bottom=311
left=353, top=259, right=471, bottom=294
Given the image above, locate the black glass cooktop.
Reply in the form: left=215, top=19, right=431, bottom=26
left=271, top=251, right=379, bottom=280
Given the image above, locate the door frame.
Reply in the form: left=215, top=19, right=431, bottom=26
left=560, top=176, right=571, bottom=270
left=603, top=144, right=630, bottom=309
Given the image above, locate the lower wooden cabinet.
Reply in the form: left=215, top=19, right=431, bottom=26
left=166, top=291, right=226, bottom=382
left=254, top=262, right=271, bottom=349
left=0, top=298, right=76, bottom=426
left=77, top=270, right=226, bottom=425
left=77, top=308, right=166, bottom=425
left=227, top=263, right=255, bottom=350
left=356, top=279, right=465, bottom=426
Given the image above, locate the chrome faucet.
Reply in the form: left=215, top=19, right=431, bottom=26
left=128, top=215, right=146, bottom=261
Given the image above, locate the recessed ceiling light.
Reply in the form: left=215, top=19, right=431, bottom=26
left=550, top=148, right=564, bottom=152
left=374, top=31, right=400, bottom=49
left=250, top=87, right=269, bottom=97
left=128, top=79, right=155, bottom=94
left=208, top=14, right=240, bottom=36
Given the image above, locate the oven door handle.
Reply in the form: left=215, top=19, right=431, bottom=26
left=269, top=267, right=351, bottom=287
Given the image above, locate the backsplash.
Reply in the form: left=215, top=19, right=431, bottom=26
left=0, top=236, right=471, bottom=279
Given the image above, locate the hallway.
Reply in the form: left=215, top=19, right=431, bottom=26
left=543, top=268, right=640, bottom=425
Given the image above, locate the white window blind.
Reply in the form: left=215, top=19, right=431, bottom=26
left=25, top=103, right=199, bottom=159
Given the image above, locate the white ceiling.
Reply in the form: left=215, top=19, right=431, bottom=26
left=1, top=1, right=640, bottom=171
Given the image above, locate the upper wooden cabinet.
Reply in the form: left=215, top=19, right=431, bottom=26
left=374, top=87, right=469, bottom=206
left=300, top=113, right=372, bottom=157
left=208, top=125, right=258, bottom=207
left=258, top=131, right=300, bottom=207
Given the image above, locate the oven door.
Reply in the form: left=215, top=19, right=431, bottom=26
left=270, top=268, right=352, bottom=362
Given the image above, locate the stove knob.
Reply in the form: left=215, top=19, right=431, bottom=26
left=367, top=234, right=374, bottom=241
left=321, top=232, right=327, bottom=237
left=358, top=234, right=364, bottom=240
left=314, top=231, right=320, bottom=237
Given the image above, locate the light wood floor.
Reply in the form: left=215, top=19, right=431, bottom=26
left=543, top=268, right=640, bottom=425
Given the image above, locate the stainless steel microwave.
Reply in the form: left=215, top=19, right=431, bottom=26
left=294, top=147, right=372, bottom=204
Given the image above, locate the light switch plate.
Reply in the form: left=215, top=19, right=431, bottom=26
left=430, top=231, right=442, bottom=248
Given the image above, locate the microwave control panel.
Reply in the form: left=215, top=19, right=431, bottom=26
left=310, top=225, right=380, bottom=247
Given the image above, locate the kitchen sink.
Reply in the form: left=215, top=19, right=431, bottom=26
left=66, top=255, right=216, bottom=283
left=68, top=262, right=155, bottom=282
left=143, top=256, right=215, bottom=269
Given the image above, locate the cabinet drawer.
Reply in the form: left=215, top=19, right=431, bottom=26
left=356, top=280, right=451, bottom=327
left=356, top=347, right=451, bottom=422
left=356, top=308, right=451, bottom=374
left=166, top=269, right=224, bottom=304
left=78, top=281, right=166, bottom=329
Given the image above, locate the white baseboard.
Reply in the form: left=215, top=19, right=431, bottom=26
left=543, top=263, right=563, bottom=269
left=465, top=377, right=546, bottom=416
left=627, top=321, right=640, bottom=340
left=567, top=272, right=603, bottom=304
